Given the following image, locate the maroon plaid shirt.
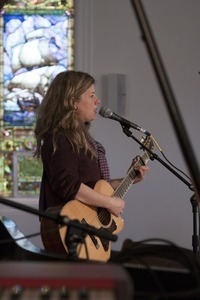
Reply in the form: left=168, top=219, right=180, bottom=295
left=87, top=133, right=110, bottom=181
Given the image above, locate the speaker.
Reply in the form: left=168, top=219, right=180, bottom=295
left=102, top=74, right=126, bottom=115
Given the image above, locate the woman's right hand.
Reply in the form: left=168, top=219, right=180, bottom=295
left=106, top=196, right=125, bottom=217
left=75, top=183, right=125, bottom=217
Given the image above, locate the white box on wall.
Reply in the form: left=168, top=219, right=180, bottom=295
left=102, top=74, right=126, bottom=116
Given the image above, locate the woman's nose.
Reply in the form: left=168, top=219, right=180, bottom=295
left=96, top=97, right=101, bottom=104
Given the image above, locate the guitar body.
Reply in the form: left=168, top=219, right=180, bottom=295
left=59, top=179, right=124, bottom=262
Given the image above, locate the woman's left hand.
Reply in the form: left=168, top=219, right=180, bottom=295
left=131, top=156, right=150, bottom=184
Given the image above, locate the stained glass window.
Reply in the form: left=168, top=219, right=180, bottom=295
left=0, top=0, right=74, bottom=197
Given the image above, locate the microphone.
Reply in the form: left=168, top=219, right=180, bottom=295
left=99, top=106, right=151, bottom=136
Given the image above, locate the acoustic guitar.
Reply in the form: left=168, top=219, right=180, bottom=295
left=57, top=135, right=154, bottom=261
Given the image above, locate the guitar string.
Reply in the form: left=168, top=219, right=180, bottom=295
left=87, top=156, right=147, bottom=231
left=62, top=149, right=151, bottom=257
left=87, top=138, right=152, bottom=230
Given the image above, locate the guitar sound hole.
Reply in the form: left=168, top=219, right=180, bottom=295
left=97, top=208, right=111, bottom=226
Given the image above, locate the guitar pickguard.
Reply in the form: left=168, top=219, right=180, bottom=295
left=81, top=217, right=117, bottom=252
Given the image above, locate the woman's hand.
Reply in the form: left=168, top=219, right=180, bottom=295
left=131, top=156, right=149, bottom=184
left=106, top=196, right=125, bottom=217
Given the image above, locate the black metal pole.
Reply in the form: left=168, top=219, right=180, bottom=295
left=131, top=0, right=200, bottom=201
left=190, top=194, right=199, bottom=256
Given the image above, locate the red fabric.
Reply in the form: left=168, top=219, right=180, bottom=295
left=86, top=133, right=110, bottom=181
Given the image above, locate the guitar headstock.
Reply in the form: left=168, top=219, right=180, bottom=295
left=140, top=135, right=154, bottom=153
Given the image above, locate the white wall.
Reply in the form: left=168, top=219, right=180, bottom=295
left=1, top=0, right=199, bottom=254
left=75, top=0, right=200, bottom=252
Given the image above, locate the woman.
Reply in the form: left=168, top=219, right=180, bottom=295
left=34, top=70, right=149, bottom=259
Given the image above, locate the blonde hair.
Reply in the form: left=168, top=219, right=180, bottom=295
left=34, top=70, right=96, bottom=158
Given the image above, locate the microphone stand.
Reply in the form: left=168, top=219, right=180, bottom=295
left=0, top=196, right=117, bottom=260
left=121, top=125, right=199, bottom=256
left=129, top=0, right=200, bottom=257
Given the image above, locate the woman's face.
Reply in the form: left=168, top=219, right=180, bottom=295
left=76, top=84, right=101, bottom=122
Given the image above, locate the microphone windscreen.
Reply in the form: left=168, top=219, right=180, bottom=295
left=99, top=106, right=112, bottom=118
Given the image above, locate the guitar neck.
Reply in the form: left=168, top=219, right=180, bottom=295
left=114, top=173, right=135, bottom=199
left=113, top=152, right=149, bottom=199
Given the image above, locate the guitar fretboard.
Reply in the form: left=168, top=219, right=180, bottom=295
left=113, top=152, right=150, bottom=199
